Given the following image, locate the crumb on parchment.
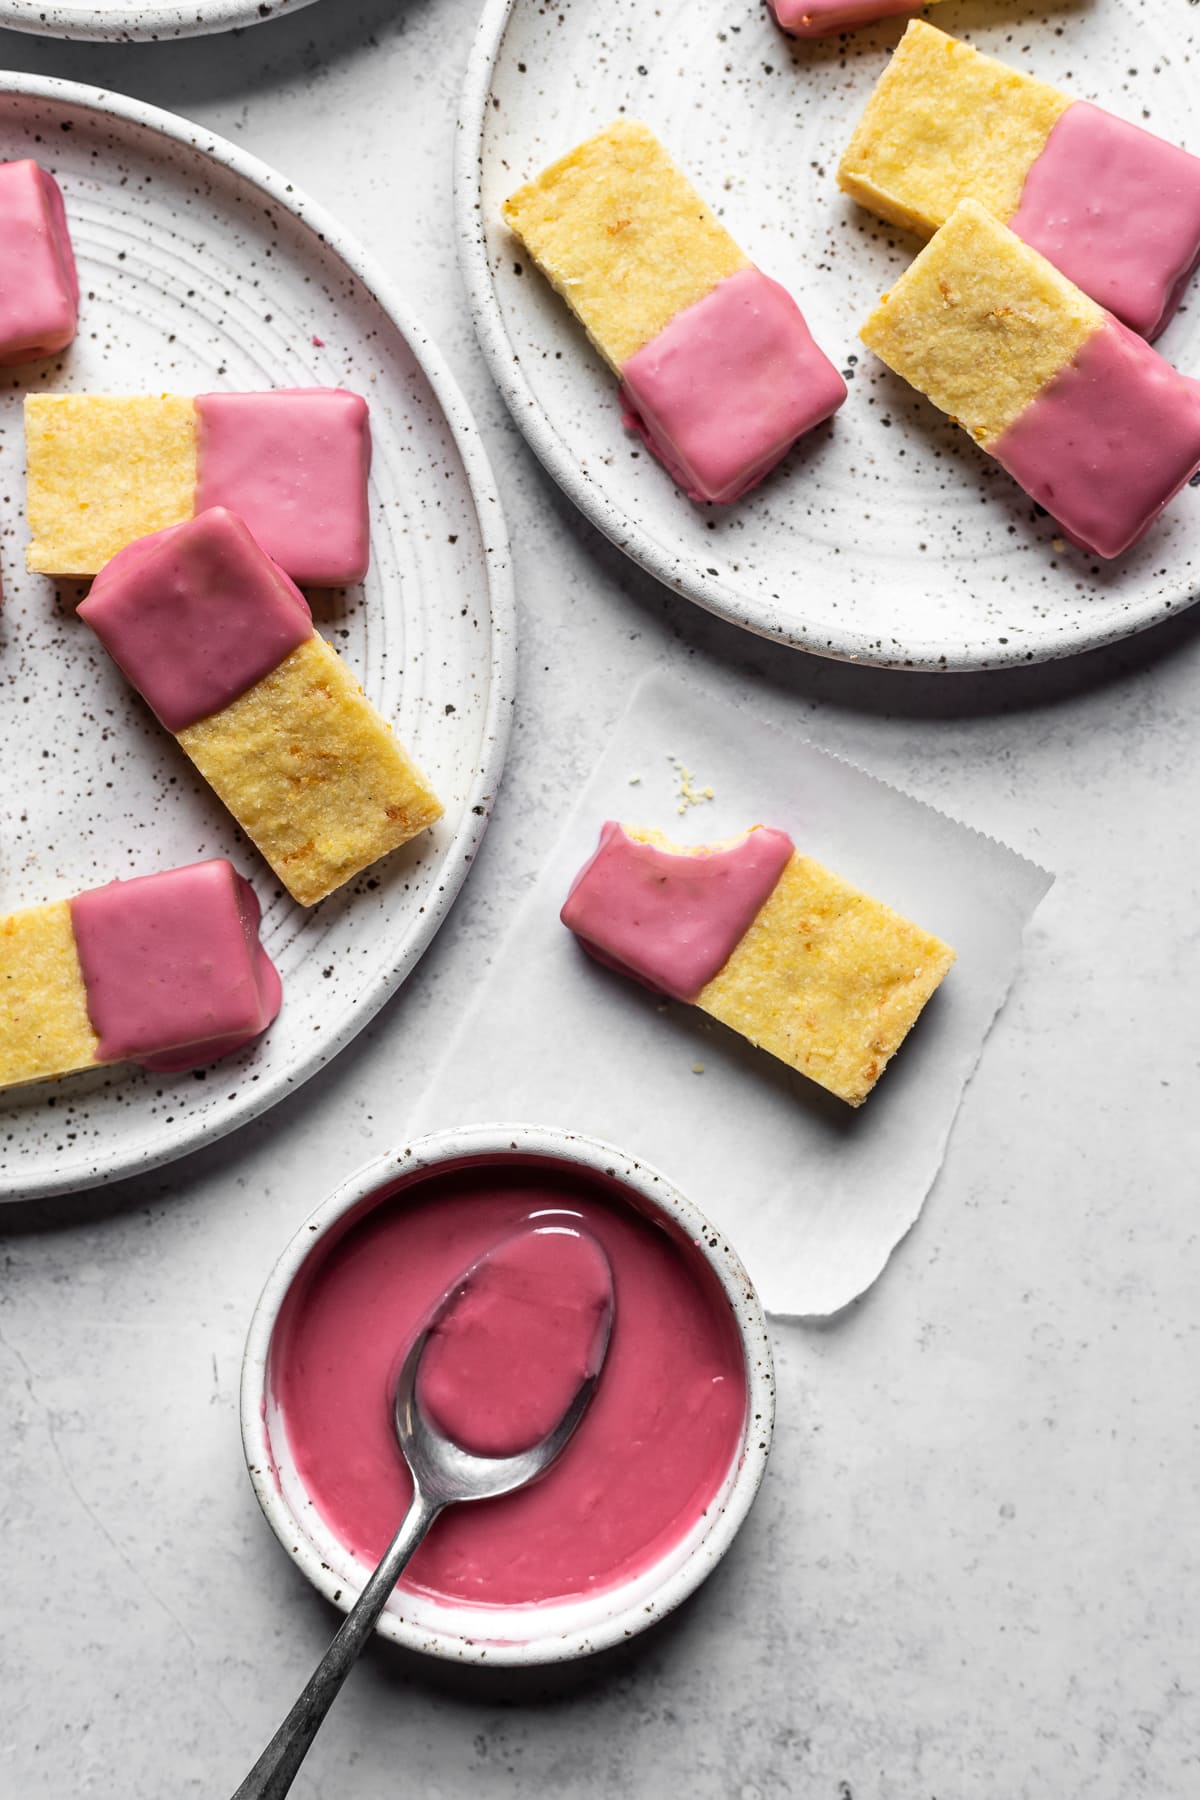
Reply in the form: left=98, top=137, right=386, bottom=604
left=666, top=753, right=714, bottom=816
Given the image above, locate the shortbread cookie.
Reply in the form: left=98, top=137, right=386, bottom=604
left=26, top=387, right=370, bottom=582
left=861, top=200, right=1200, bottom=558
left=840, top=22, right=1200, bottom=340
left=78, top=508, right=442, bottom=905
left=771, top=0, right=941, bottom=40
left=504, top=120, right=845, bottom=503
left=561, top=821, right=954, bottom=1105
left=0, top=160, right=78, bottom=365
left=0, top=859, right=280, bottom=1089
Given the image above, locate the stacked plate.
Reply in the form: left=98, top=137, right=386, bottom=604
left=0, top=0, right=318, bottom=39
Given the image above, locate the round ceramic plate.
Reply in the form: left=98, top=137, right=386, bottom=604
left=0, top=74, right=515, bottom=1200
left=458, top=0, right=1200, bottom=670
left=0, top=0, right=317, bottom=40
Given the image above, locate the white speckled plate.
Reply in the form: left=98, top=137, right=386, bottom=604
left=0, top=0, right=317, bottom=41
left=458, top=0, right=1200, bottom=669
left=0, top=74, right=515, bottom=1201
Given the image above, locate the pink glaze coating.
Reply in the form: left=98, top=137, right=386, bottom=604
left=560, top=820, right=794, bottom=1003
left=1009, top=102, right=1200, bottom=341
left=0, top=160, right=78, bottom=365
left=194, top=389, right=371, bottom=586
left=416, top=1225, right=613, bottom=1459
left=991, top=314, right=1200, bottom=559
left=79, top=507, right=313, bottom=733
left=769, top=0, right=918, bottom=38
left=69, top=859, right=282, bottom=1073
left=271, top=1164, right=748, bottom=1608
left=618, top=267, right=846, bottom=504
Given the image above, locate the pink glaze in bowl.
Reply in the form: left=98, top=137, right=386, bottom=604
left=239, top=1124, right=775, bottom=1666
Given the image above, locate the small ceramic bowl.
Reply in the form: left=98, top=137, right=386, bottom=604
left=240, top=1123, right=775, bottom=1666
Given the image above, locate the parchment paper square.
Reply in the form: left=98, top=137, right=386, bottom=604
left=413, top=674, right=1052, bottom=1317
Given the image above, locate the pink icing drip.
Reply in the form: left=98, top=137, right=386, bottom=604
left=415, top=1225, right=612, bottom=1459
left=0, top=160, right=78, bottom=365
left=69, top=859, right=282, bottom=1073
left=1010, top=102, right=1200, bottom=341
left=194, top=388, right=371, bottom=586
left=560, top=820, right=794, bottom=1002
left=618, top=266, right=846, bottom=504
left=991, top=315, right=1200, bottom=559
left=271, top=1165, right=747, bottom=1607
left=770, top=0, right=919, bottom=37
left=79, top=507, right=313, bottom=733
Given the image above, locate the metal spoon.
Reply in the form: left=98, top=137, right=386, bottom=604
left=232, top=1232, right=614, bottom=1800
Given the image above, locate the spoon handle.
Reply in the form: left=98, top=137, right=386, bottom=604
left=231, top=1488, right=443, bottom=1800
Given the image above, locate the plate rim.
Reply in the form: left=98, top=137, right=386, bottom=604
left=455, top=0, right=1200, bottom=673
left=0, top=0, right=317, bottom=41
left=0, top=68, right=517, bottom=1201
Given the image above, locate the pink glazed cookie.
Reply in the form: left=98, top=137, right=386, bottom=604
left=770, top=0, right=938, bottom=40
left=861, top=202, right=1200, bottom=560
left=78, top=508, right=442, bottom=908
left=0, top=859, right=281, bottom=1090
left=0, top=160, right=78, bottom=364
left=562, top=823, right=955, bottom=1107
left=504, top=120, right=844, bottom=504
left=26, top=387, right=371, bottom=581
left=840, top=23, right=1200, bottom=341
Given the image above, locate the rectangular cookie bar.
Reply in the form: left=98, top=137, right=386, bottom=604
left=504, top=120, right=845, bottom=504
left=25, top=386, right=370, bottom=583
left=78, top=507, right=443, bottom=906
left=0, top=859, right=280, bottom=1090
left=0, top=160, right=78, bottom=365
left=561, top=821, right=954, bottom=1106
left=839, top=21, right=1200, bottom=340
left=860, top=200, right=1200, bottom=559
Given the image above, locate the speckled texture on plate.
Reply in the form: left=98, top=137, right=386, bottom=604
left=0, top=0, right=318, bottom=42
left=457, top=0, right=1200, bottom=670
left=0, top=74, right=515, bottom=1200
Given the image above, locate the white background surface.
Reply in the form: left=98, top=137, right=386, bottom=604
left=0, top=3, right=1197, bottom=1796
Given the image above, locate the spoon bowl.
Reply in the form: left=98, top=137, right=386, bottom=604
left=395, top=1234, right=614, bottom=1509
